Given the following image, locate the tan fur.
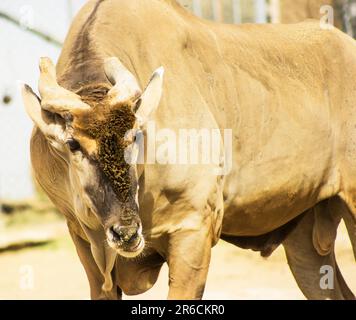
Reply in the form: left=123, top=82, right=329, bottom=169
left=29, top=0, right=356, bottom=299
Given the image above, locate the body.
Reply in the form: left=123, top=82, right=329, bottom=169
left=29, top=0, right=356, bottom=299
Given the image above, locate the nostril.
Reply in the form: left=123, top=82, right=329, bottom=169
left=110, top=225, right=122, bottom=241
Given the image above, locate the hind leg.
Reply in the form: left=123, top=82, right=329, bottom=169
left=283, top=202, right=355, bottom=300
left=337, top=193, right=356, bottom=261
left=338, top=158, right=356, bottom=259
left=342, top=212, right=356, bottom=261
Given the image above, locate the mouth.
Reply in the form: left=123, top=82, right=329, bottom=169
left=107, top=233, right=145, bottom=258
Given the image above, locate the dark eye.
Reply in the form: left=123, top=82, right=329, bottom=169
left=67, top=139, right=81, bottom=152
left=133, top=130, right=143, bottom=143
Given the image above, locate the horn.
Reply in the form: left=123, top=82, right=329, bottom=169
left=104, top=57, right=142, bottom=105
left=38, top=57, right=90, bottom=114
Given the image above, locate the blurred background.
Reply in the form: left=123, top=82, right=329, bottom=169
left=0, top=0, right=355, bottom=300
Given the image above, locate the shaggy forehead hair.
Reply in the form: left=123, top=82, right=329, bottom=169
left=73, top=84, right=136, bottom=202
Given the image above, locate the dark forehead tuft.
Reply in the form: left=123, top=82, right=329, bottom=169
left=73, top=84, right=137, bottom=202
left=73, top=83, right=136, bottom=135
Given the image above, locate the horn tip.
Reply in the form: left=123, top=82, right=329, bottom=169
left=155, top=66, right=165, bottom=78
left=39, top=57, right=54, bottom=71
left=105, top=56, right=117, bottom=62
left=39, top=56, right=51, bottom=62
left=104, top=56, right=122, bottom=68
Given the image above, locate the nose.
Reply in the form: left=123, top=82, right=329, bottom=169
left=110, top=223, right=139, bottom=243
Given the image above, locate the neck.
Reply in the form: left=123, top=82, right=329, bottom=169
left=59, top=59, right=108, bottom=92
left=57, top=0, right=108, bottom=91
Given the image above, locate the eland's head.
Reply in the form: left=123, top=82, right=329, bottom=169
left=22, top=57, right=164, bottom=258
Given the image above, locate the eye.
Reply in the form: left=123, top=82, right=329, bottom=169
left=66, top=139, right=81, bottom=152
left=133, top=130, right=143, bottom=143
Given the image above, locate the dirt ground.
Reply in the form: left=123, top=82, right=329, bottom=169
left=0, top=215, right=354, bottom=300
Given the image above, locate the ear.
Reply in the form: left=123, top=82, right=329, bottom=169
left=21, top=83, right=66, bottom=147
left=135, top=67, right=164, bottom=125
